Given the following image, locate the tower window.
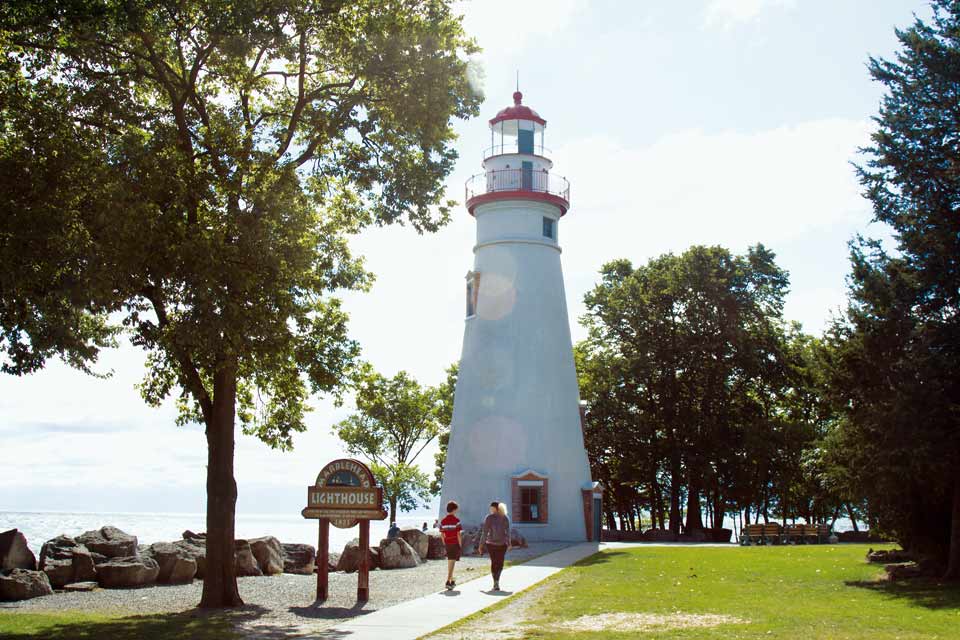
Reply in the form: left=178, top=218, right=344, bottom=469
left=521, top=487, right=541, bottom=521
left=465, top=271, right=480, bottom=318
left=512, top=472, right=548, bottom=523
left=542, top=216, right=555, bottom=239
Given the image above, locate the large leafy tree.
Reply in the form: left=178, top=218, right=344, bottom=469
left=822, top=0, right=960, bottom=578
left=0, top=1, right=479, bottom=606
left=579, top=245, right=796, bottom=535
left=334, top=367, right=446, bottom=523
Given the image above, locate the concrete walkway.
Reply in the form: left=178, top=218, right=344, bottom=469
left=316, top=542, right=601, bottom=639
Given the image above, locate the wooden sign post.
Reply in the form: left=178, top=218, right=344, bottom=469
left=302, top=459, right=387, bottom=602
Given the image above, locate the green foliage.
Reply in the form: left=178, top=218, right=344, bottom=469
left=821, top=0, right=960, bottom=572
left=578, top=245, right=836, bottom=532
left=334, top=366, right=448, bottom=521
left=0, top=0, right=481, bottom=605
left=431, top=361, right=458, bottom=494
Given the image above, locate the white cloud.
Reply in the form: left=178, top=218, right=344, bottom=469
left=456, top=0, right=586, bottom=59
left=552, top=117, right=872, bottom=332
left=702, top=0, right=796, bottom=30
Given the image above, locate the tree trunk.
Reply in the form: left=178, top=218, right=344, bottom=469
left=668, top=456, right=682, bottom=534
left=685, top=473, right=704, bottom=531
left=829, top=506, right=840, bottom=530
left=389, top=496, right=398, bottom=525
left=199, top=360, right=243, bottom=608
left=606, top=509, right=617, bottom=531
left=846, top=503, right=859, bottom=532
left=944, top=473, right=960, bottom=580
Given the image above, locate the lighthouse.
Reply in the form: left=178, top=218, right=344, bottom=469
left=440, top=91, right=601, bottom=542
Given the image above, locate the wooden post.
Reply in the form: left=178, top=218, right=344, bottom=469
left=317, top=518, right=329, bottom=601
left=358, top=519, right=370, bottom=602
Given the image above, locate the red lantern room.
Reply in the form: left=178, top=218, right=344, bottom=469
left=465, top=91, right=570, bottom=216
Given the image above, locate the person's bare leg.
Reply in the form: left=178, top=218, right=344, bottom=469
left=447, top=558, right=456, bottom=583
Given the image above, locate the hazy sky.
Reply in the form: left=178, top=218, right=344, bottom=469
left=1, top=0, right=928, bottom=516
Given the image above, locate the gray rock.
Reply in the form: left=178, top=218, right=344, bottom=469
left=867, top=549, right=912, bottom=564
left=90, top=552, right=109, bottom=565
left=397, top=528, right=429, bottom=560
left=249, top=536, right=283, bottom=576
left=173, top=539, right=206, bottom=579
left=281, top=543, right=316, bottom=575
left=427, top=533, right=447, bottom=560
left=96, top=556, right=160, bottom=588
left=38, top=536, right=97, bottom=588
left=337, top=538, right=380, bottom=573
left=63, top=581, right=98, bottom=592
left=235, top=540, right=262, bottom=577
left=885, top=562, right=924, bottom=581
left=328, top=552, right=341, bottom=572
left=76, top=526, right=138, bottom=559
left=143, top=542, right=197, bottom=584
left=460, top=527, right=481, bottom=555
left=0, top=529, right=36, bottom=571
left=0, top=568, right=53, bottom=601
left=509, top=527, right=528, bottom=548
left=182, top=530, right=206, bottom=541
left=378, top=537, right=420, bottom=570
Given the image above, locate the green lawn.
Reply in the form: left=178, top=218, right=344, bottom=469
left=445, top=544, right=960, bottom=639
left=0, top=610, right=238, bottom=639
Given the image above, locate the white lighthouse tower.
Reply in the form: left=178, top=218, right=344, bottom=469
left=440, top=91, right=601, bottom=542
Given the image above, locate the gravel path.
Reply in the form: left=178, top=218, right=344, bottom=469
left=0, top=542, right=570, bottom=638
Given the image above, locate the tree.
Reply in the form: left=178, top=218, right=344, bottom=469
left=820, top=0, right=960, bottom=578
left=430, top=362, right=458, bottom=494
left=0, top=1, right=480, bottom=606
left=334, top=367, right=446, bottom=523
left=579, top=245, right=795, bottom=535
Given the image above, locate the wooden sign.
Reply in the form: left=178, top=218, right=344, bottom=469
left=302, top=458, right=387, bottom=602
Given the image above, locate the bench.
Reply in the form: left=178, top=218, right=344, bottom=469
left=741, top=523, right=782, bottom=545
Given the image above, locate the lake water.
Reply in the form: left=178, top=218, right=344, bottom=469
left=0, top=510, right=438, bottom=557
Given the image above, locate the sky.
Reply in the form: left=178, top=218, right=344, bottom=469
left=0, top=0, right=930, bottom=516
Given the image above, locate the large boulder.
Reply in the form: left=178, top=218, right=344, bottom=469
left=39, top=535, right=97, bottom=588
left=337, top=539, right=380, bottom=573
left=0, top=569, right=53, bottom=601
left=867, top=548, right=912, bottom=564
left=460, top=526, right=481, bottom=555
left=234, top=540, right=262, bottom=577
left=143, top=542, right=197, bottom=584
left=328, top=552, right=341, bottom=572
left=249, top=537, right=283, bottom=576
left=173, top=539, right=207, bottom=579
left=509, top=528, right=528, bottom=548
left=76, top=526, right=138, bottom=559
left=397, top=528, right=429, bottom=560
left=281, top=543, right=315, bottom=575
left=0, top=529, right=36, bottom=571
left=426, top=533, right=447, bottom=560
left=378, top=537, right=420, bottom=570
left=96, top=556, right=160, bottom=588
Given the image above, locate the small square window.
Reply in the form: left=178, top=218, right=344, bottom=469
left=542, top=217, right=554, bottom=239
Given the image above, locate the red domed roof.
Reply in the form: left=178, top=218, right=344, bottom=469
left=489, top=91, right=546, bottom=127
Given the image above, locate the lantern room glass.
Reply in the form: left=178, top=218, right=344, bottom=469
left=487, top=119, right=547, bottom=159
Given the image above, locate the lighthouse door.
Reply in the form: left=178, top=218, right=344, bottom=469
left=521, top=160, right=533, bottom=191
left=592, top=497, right=602, bottom=541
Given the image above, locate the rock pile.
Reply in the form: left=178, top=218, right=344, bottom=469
left=2, top=522, right=452, bottom=601
left=0, top=529, right=36, bottom=571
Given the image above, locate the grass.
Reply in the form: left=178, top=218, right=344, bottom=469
left=435, top=544, right=960, bottom=639
left=0, top=609, right=239, bottom=639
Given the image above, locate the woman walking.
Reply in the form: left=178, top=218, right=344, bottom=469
left=477, top=501, right=512, bottom=591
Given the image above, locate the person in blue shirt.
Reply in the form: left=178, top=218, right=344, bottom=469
left=387, top=522, right=400, bottom=539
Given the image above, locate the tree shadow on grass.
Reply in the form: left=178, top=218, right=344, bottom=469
left=4, top=606, right=268, bottom=640
left=845, top=578, right=960, bottom=610
left=571, top=550, right=630, bottom=568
